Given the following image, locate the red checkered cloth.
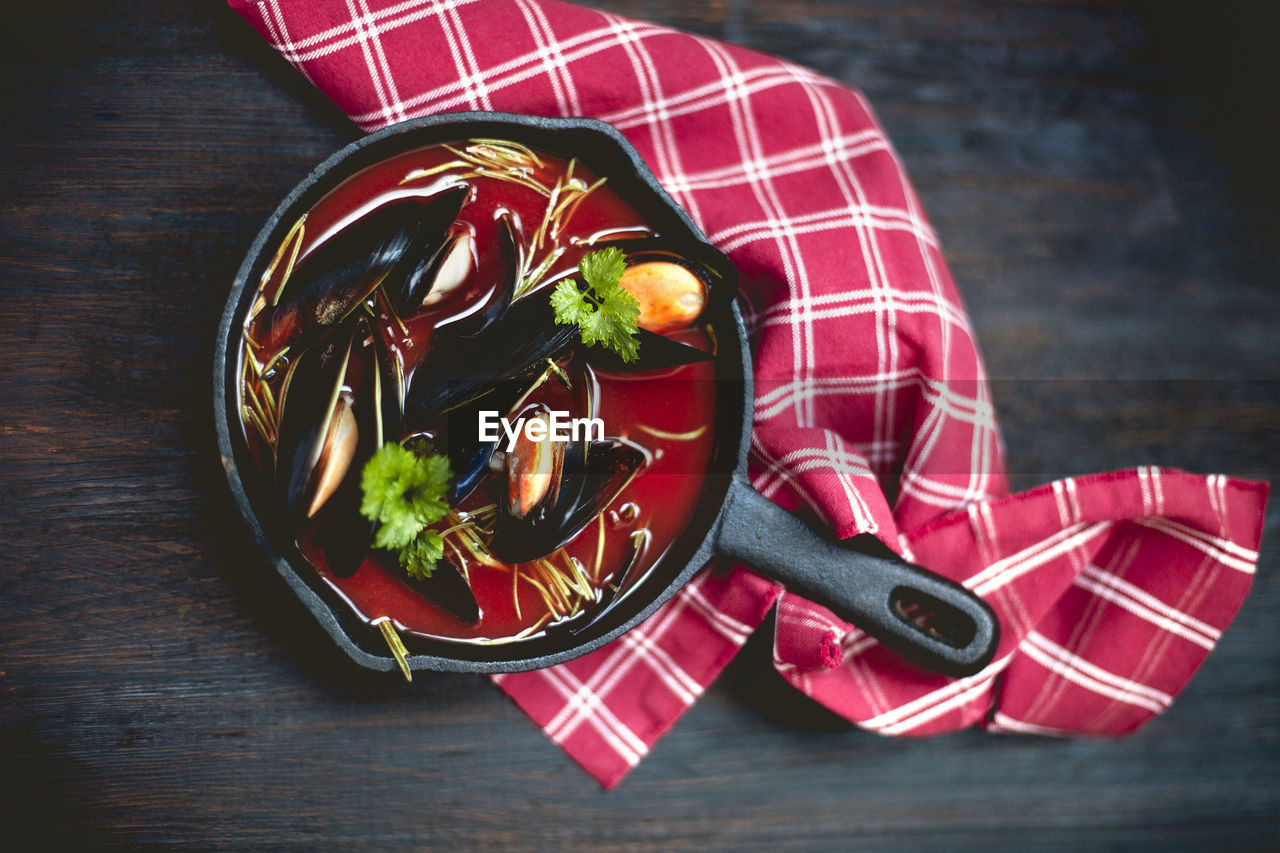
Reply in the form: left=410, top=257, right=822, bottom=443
left=228, top=0, right=1269, bottom=788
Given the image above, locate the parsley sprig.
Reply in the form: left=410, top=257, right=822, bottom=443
left=550, top=247, right=641, bottom=363
left=359, top=442, right=451, bottom=580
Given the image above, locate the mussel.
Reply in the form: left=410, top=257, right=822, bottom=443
left=403, top=288, right=579, bottom=428
left=436, top=377, right=533, bottom=504
left=571, top=237, right=726, bottom=373
left=490, top=419, right=647, bottom=564
left=307, top=456, right=369, bottom=579
left=416, top=231, right=473, bottom=308
left=446, top=212, right=518, bottom=338
left=580, top=327, right=713, bottom=373
left=274, top=325, right=357, bottom=525
left=386, top=184, right=471, bottom=317
left=274, top=317, right=408, bottom=578
left=263, top=189, right=467, bottom=357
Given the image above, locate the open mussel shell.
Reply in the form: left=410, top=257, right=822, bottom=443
left=593, top=236, right=731, bottom=285
left=308, top=468, right=368, bottom=579
left=403, top=554, right=480, bottom=625
left=311, top=318, right=407, bottom=578
left=266, top=190, right=465, bottom=356
left=388, top=184, right=471, bottom=317
left=403, top=289, right=578, bottom=428
left=562, top=236, right=724, bottom=373
left=592, top=236, right=727, bottom=316
left=445, top=211, right=518, bottom=338
left=275, top=317, right=406, bottom=578
left=274, top=324, right=357, bottom=526
left=491, top=437, right=647, bottom=564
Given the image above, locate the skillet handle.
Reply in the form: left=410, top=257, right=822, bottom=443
left=716, top=476, right=999, bottom=678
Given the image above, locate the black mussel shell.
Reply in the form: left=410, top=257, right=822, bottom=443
left=571, top=237, right=726, bottom=373
left=578, top=327, right=712, bottom=373
left=309, top=469, right=368, bottom=578
left=403, top=555, right=480, bottom=625
left=312, top=319, right=404, bottom=578
left=388, top=184, right=471, bottom=317
left=266, top=196, right=443, bottom=356
left=274, top=323, right=356, bottom=525
left=280, top=318, right=408, bottom=577
left=403, top=291, right=578, bottom=428
left=490, top=438, right=647, bottom=564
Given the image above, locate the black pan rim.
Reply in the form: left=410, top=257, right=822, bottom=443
left=214, top=111, right=753, bottom=674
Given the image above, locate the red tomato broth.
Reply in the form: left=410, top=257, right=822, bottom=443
left=242, top=141, right=717, bottom=643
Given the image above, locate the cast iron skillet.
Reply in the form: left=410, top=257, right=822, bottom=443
left=215, top=112, right=1000, bottom=679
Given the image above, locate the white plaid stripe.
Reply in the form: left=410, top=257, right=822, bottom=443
left=348, top=20, right=663, bottom=126
left=712, top=206, right=941, bottom=254
left=1075, top=565, right=1221, bottom=651
left=345, top=0, right=408, bottom=124
left=860, top=656, right=1010, bottom=734
left=664, top=132, right=890, bottom=195
left=747, top=432, right=860, bottom=525
left=512, top=0, right=579, bottom=115
left=263, top=0, right=468, bottom=64
left=1134, top=516, right=1259, bottom=574
left=1021, top=631, right=1173, bottom=714
left=261, top=0, right=320, bottom=86
left=538, top=664, right=648, bottom=765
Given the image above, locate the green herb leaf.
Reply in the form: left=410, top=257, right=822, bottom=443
left=579, top=245, right=628, bottom=290
left=398, top=531, right=445, bottom=580
left=549, top=280, right=591, bottom=325
left=550, top=247, right=641, bottom=363
left=579, top=293, right=641, bottom=361
left=360, top=443, right=452, bottom=551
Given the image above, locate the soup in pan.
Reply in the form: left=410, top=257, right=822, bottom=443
left=235, top=139, right=723, bottom=658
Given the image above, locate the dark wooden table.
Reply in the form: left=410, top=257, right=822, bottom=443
left=3, top=1, right=1276, bottom=848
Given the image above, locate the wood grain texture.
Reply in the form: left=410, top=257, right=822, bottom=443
left=1, top=0, right=1276, bottom=848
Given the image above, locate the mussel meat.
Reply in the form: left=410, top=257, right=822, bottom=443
left=491, top=431, right=647, bottom=564
left=505, top=407, right=565, bottom=519
left=419, top=231, right=473, bottom=308
left=619, top=261, right=706, bottom=333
